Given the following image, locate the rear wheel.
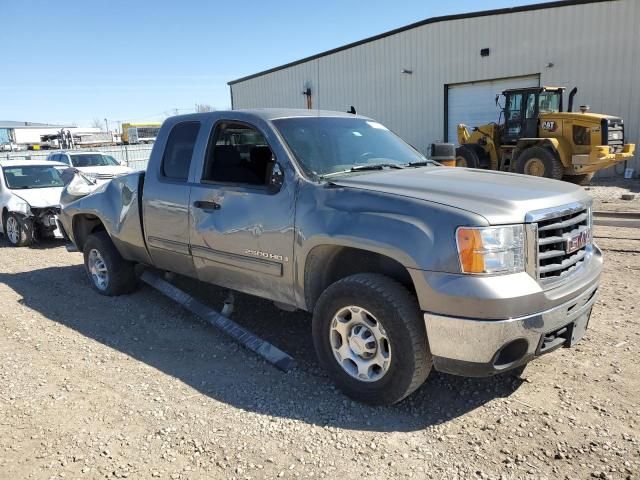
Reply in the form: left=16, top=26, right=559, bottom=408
left=564, top=173, right=595, bottom=186
left=312, top=273, right=431, bottom=405
left=83, top=231, right=138, bottom=296
left=3, top=213, right=33, bottom=247
left=455, top=145, right=480, bottom=168
left=514, top=147, right=564, bottom=180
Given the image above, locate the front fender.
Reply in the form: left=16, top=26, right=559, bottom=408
left=60, top=172, right=151, bottom=264
left=293, top=182, right=486, bottom=308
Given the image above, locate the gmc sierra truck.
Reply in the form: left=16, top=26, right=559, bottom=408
left=59, top=110, right=601, bottom=405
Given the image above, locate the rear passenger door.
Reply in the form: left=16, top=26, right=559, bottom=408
left=188, top=119, right=296, bottom=305
left=142, top=120, right=201, bottom=277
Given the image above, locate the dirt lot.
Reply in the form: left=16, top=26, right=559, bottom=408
left=1, top=221, right=639, bottom=478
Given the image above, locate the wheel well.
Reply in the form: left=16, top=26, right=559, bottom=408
left=72, top=215, right=106, bottom=251
left=304, top=245, right=416, bottom=311
left=515, top=140, right=559, bottom=157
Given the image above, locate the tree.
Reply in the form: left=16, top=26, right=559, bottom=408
left=195, top=104, right=215, bottom=113
left=91, top=118, right=104, bottom=129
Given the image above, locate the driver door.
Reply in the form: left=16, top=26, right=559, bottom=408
left=502, top=92, right=525, bottom=143
left=188, top=119, right=297, bottom=305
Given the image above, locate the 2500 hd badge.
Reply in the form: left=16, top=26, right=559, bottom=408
left=245, top=249, right=289, bottom=262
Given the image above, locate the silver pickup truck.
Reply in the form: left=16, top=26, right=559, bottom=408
left=59, top=110, right=601, bottom=405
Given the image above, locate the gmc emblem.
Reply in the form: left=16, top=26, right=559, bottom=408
left=565, top=229, right=590, bottom=254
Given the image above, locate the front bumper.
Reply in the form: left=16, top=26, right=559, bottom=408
left=420, top=245, right=602, bottom=377
left=425, top=281, right=597, bottom=376
left=570, top=144, right=635, bottom=174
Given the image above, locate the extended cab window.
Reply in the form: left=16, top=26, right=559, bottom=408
left=161, top=121, right=200, bottom=181
left=202, top=122, right=274, bottom=186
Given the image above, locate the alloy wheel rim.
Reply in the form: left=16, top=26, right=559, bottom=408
left=6, top=217, right=19, bottom=244
left=88, top=249, right=109, bottom=290
left=329, top=306, right=391, bottom=382
left=524, top=158, right=545, bottom=176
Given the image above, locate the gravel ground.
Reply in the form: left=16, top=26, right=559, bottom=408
left=587, top=178, right=640, bottom=212
left=0, top=225, right=639, bottom=480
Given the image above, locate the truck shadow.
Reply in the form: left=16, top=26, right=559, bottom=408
left=0, top=264, right=524, bottom=433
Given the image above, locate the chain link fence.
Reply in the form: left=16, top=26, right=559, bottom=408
left=1, top=144, right=153, bottom=171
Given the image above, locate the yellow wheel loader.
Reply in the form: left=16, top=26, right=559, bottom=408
left=456, top=86, right=635, bottom=185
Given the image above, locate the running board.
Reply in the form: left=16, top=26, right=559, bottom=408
left=140, top=271, right=295, bottom=372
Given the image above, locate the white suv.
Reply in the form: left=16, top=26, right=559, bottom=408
left=47, top=151, right=132, bottom=183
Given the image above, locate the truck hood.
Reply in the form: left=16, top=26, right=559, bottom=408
left=11, top=187, right=64, bottom=208
left=330, top=167, right=591, bottom=225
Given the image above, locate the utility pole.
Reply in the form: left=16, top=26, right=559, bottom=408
left=104, top=118, right=108, bottom=132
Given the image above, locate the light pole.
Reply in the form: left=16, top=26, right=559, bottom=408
left=104, top=118, right=108, bottom=132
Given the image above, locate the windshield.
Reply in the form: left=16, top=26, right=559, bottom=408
left=70, top=154, right=119, bottom=167
left=3, top=165, right=64, bottom=189
left=273, top=117, right=427, bottom=177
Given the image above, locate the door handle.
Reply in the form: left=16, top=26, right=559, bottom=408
left=193, top=200, right=221, bottom=211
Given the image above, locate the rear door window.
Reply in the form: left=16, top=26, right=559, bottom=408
left=161, top=122, right=201, bottom=181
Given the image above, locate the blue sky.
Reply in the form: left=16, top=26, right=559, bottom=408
left=2, top=0, right=541, bottom=128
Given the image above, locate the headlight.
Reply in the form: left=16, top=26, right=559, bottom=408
left=9, top=199, right=31, bottom=215
left=456, top=225, right=525, bottom=274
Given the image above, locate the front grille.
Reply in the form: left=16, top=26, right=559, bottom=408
left=536, top=207, right=590, bottom=284
left=602, top=118, right=625, bottom=153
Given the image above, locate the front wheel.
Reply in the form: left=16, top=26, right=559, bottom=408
left=83, top=231, right=138, bottom=296
left=3, top=213, right=33, bottom=247
left=312, top=274, right=431, bottom=405
left=514, top=147, right=564, bottom=180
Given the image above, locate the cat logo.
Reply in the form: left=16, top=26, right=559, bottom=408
left=541, top=120, right=557, bottom=132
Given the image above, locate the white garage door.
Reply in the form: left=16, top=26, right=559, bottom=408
left=447, top=75, right=540, bottom=142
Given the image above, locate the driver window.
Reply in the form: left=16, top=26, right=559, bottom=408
left=508, top=94, right=523, bottom=120
left=202, top=122, right=275, bottom=186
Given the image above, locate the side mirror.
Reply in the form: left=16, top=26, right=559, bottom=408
left=268, top=162, right=284, bottom=192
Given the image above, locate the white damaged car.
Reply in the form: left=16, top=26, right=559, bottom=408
left=0, top=160, right=67, bottom=246
left=46, top=151, right=132, bottom=183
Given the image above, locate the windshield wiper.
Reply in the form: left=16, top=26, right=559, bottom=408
left=321, top=163, right=404, bottom=179
left=405, top=159, right=439, bottom=167
left=351, top=163, right=405, bottom=171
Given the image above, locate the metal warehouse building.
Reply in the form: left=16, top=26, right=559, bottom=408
left=229, top=0, right=639, bottom=174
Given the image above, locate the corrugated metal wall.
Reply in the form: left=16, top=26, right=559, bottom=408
left=231, top=0, right=640, bottom=175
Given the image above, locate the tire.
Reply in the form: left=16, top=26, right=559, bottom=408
left=83, top=231, right=138, bottom=296
left=3, top=213, right=33, bottom=247
left=564, top=173, right=595, bottom=186
left=514, top=147, right=564, bottom=180
left=455, top=145, right=480, bottom=168
left=312, top=273, right=431, bottom=405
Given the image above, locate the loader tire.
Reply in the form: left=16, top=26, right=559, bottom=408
left=564, top=173, right=595, bottom=186
left=455, top=145, right=480, bottom=168
left=514, top=147, right=564, bottom=180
